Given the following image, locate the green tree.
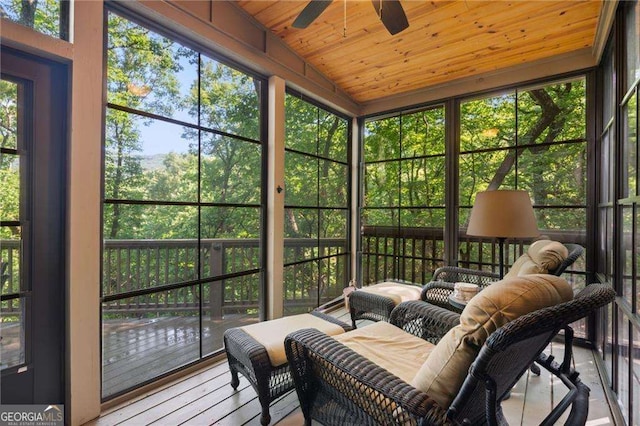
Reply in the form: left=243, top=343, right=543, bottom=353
left=104, top=13, right=184, bottom=238
left=183, top=56, right=262, bottom=239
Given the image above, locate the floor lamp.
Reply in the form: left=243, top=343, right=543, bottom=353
left=466, top=190, right=539, bottom=278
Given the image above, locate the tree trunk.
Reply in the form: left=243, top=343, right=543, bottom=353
left=20, top=0, right=37, bottom=28
left=109, top=124, right=124, bottom=239
left=487, top=88, right=564, bottom=191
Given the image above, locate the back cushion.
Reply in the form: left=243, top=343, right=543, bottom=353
left=503, top=254, right=545, bottom=279
left=527, top=239, right=569, bottom=272
left=411, top=274, right=573, bottom=408
left=503, top=240, right=569, bottom=279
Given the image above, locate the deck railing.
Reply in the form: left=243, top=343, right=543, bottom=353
left=1, top=239, right=20, bottom=316
left=361, top=226, right=587, bottom=286
left=2, top=238, right=348, bottom=318
left=2, top=228, right=587, bottom=317
left=101, top=237, right=348, bottom=317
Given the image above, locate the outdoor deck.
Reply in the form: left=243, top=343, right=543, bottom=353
left=102, top=314, right=259, bottom=397
left=88, top=307, right=615, bottom=426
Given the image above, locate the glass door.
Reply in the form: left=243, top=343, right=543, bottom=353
left=0, top=67, right=28, bottom=390
left=1, top=47, right=67, bottom=405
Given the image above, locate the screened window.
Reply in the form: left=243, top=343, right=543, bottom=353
left=597, top=40, right=616, bottom=385
left=0, top=0, right=68, bottom=40
left=102, top=10, right=264, bottom=399
left=459, top=78, right=588, bottom=290
left=360, top=77, right=588, bottom=345
left=362, top=107, right=446, bottom=284
left=608, top=1, right=640, bottom=422
left=284, top=93, right=350, bottom=315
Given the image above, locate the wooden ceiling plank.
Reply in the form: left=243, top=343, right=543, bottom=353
left=302, top=5, right=598, bottom=66
left=341, top=37, right=595, bottom=101
left=343, top=32, right=595, bottom=89
left=319, top=10, right=599, bottom=80
left=285, top=1, right=462, bottom=56
left=341, top=33, right=593, bottom=88
left=234, top=0, right=603, bottom=105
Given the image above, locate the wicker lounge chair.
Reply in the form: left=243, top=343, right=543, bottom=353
left=422, top=242, right=584, bottom=313
left=349, top=241, right=582, bottom=327
left=285, top=281, right=614, bottom=426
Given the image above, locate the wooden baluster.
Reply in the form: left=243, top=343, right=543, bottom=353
left=209, top=242, right=223, bottom=320
left=105, top=246, right=112, bottom=297
left=163, top=246, right=169, bottom=287
left=116, top=248, right=122, bottom=311
left=375, top=236, right=381, bottom=282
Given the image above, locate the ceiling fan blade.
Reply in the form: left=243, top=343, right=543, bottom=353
left=371, top=0, right=409, bottom=35
left=292, top=0, right=333, bottom=29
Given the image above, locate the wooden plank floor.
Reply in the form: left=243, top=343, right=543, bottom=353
left=88, top=307, right=615, bottom=425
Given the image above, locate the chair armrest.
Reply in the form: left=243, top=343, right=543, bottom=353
left=310, top=310, right=354, bottom=332
left=422, top=267, right=499, bottom=313
left=389, top=300, right=460, bottom=343
left=432, top=266, right=500, bottom=285
left=420, top=281, right=459, bottom=311
left=285, top=328, right=449, bottom=425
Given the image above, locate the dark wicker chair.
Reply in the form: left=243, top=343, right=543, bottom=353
left=348, top=278, right=420, bottom=328
left=422, top=243, right=584, bottom=313
left=285, top=283, right=614, bottom=426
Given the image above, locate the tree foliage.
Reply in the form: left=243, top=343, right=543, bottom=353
left=0, top=80, right=19, bottom=239
left=363, top=107, right=447, bottom=228
left=100, top=12, right=269, bottom=306
left=104, top=13, right=266, bottom=243
left=364, top=79, right=587, bottom=233
left=0, top=0, right=61, bottom=38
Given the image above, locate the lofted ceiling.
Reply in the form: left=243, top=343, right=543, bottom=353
left=235, top=0, right=604, bottom=104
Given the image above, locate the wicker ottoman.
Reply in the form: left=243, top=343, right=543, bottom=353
left=223, top=311, right=352, bottom=425
left=349, top=281, right=423, bottom=328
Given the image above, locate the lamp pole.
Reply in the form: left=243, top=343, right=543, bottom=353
left=498, top=237, right=506, bottom=279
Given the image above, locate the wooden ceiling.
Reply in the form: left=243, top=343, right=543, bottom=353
left=235, top=0, right=603, bottom=104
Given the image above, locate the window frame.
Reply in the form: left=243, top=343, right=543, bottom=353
left=282, top=89, right=352, bottom=314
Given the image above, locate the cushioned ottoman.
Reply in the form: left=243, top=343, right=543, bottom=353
left=348, top=281, right=423, bottom=328
left=223, top=311, right=352, bottom=425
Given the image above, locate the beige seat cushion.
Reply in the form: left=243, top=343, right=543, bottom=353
left=358, top=281, right=423, bottom=305
left=241, top=313, right=346, bottom=367
left=334, top=321, right=436, bottom=383
left=411, top=274, right=573, bottom=408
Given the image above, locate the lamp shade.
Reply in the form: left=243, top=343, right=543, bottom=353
left=466, top=190, right=539, bottom=239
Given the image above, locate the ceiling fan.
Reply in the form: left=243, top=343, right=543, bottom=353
left=292, top=0, right=409, bottom=36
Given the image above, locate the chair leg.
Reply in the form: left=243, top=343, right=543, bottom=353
left=259, top=404, right=271, bottom=425
left=229, top=366, right=240, bottom=389
left=255, top=376, right=273, bottom=425
left=530, top=363, right=541, bottom=376
left=349, top=306, right=357, bottom=329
